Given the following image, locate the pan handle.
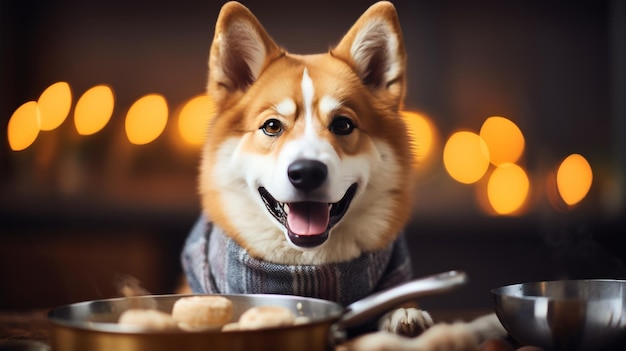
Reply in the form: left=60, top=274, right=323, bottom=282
left=333, top=270, right=467, bottom=339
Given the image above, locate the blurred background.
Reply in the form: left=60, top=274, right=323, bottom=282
left=1, top=0, right=625, bottom=312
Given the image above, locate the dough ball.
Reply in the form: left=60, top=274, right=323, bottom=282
left=118, top=309, right=179, bottom=331
left=172, top=296, right=233, bottom=330
left=237, top=306, right=296, bottom=330
left=294, top=316, right=311, bottom=325
left=221, top=322, right=241, bottom=332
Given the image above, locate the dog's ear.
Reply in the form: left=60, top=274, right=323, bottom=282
left=207, top=1, right=283, bottom=109
left=331, top=1, right=406, bottom=109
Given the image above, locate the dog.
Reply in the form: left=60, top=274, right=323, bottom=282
left=181, top=1, right=506, bottom=349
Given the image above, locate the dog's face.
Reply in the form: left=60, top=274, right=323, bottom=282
left=200, top=1, right=415, bottom=264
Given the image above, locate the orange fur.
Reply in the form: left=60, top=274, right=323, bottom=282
left=199, top=1, right=415, bottom=265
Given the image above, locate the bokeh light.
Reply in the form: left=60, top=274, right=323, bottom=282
left=177, top=95, right=214, bottom=146
left=479, top=116, right=525, bottom=166
left=401, top=111, right=439, bottom=169
left=74, top=85, right=115, bottom=135
left=487, top=163, right=530, bottom=215
left=38, top=81, right=72, bottom=131
left=7, top=101, right=41, bottom=151
left=556, top=153, right=593, bottom=206
left=443, top=131, right=490, bottom=184
left=125, top=94, right=168, bottom=145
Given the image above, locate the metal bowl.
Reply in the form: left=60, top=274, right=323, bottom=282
left=493, top=279, right=626, bottom=351
left=48, top=271, right=467, bottom=351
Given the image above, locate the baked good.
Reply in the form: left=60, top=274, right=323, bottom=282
left=171, top=296, right=233, bottom=330
left=221, top=322, right=241, bottom=331
left=118, top=309, right=179, bottom=331
left=237, top=305, right=296, bottom=330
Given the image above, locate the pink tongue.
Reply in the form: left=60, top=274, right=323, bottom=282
left=286, top=202, right=330, bottom=235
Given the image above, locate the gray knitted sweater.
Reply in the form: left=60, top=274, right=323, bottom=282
left=181, top=216, right=412, bottom=306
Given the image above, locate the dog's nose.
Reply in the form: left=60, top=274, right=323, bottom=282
left=288, top=159, right=327, bottom=191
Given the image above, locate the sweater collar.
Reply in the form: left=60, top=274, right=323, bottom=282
left=182, top=217, right=412, bottom=307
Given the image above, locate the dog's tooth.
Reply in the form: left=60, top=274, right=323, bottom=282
left=284, top=204, right=290, bottom=214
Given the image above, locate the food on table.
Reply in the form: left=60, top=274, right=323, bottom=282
left=172, top=296, right=234, bottom=330
left=118, top=309, right=179, bottom=331
left=116, top=296, right=303, bottom=332
left=231, top=306, right=296, bottom=331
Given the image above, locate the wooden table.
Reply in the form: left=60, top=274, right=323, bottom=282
left=0, top=310, right=51, bottom=349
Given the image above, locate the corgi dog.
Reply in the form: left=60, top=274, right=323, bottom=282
left=199, top=0, right=414, bottom=266
left=182, top=1, right=506, bottom=347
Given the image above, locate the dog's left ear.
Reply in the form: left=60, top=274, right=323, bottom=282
left=331, top=1, right=406, bottom=109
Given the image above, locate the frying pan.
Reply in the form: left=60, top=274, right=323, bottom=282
left=48, top=270, right=466, bottom=351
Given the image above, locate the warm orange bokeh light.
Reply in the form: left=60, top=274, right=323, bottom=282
left=74, top=85, right=115, bottom=135
left=487, top=163, right=529, bottom=215
left=479, top=116, right=525, bottom=166
left=401, top=111, right=439, bottom=169
left=556, top=153, right=593, bottom=206
left=38, top=81, right=72, bottom=131
left=7, top=101, right=41, bottom=151
left=125, top=94, right=168, bottom=145
left=178, top=95, right=214, bottom=146
left=443, top=131, right=490, bottom=184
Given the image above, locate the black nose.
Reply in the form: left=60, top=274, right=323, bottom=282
left=288, top=159, right=327, bottom=191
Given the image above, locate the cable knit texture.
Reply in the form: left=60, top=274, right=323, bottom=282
left=182, top=216, right=412, bottom=306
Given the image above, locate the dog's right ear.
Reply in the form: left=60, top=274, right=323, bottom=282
left=207, top=2, right=283, bottom=109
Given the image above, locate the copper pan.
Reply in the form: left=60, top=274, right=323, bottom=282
left=48, top=270, right=466, bottom=351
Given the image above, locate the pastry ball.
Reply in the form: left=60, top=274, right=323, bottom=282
left=172, top=296, right=233, bottom=330
left=221, top=322, right=241, bottom=332
left=118, top=309, right=179, bottom=331
left=237, top=306, right=296, bottom=330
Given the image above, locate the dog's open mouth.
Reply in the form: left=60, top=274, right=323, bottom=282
left=258, top=184, right=358, bottom=248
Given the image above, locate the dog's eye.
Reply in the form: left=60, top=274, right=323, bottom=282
left=261, top=119, right=284, bottom=136
left=329, top=116, right=355, bottom=135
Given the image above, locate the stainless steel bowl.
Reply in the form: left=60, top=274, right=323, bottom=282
left=493, top=279, right=626, bottom=351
